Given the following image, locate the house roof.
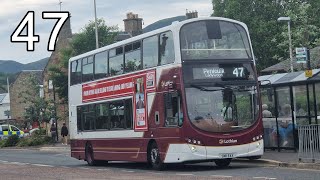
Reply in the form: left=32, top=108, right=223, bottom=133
left=13, top=70, right=43, bottom=86
left=0, top=93, right=9, bottom=104
left=261, top=46, right=320, bottom=73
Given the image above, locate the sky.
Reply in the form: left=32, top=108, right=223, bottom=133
left=0, top=0, right=213, bottom=64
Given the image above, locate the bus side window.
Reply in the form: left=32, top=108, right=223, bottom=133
left=159, top=31, right=175, bottom=66
left=94, top=51, right=108, bottom=80
left=71, top=59, right=82, bottom=85
left=82, top=56, right=94, bottom=82
left=109, top=47, right=124, bottom=76
left=164, top=92, right=179, bottom=127
left=143, top=35, right=158, bottom=69
left=125, top=42, right=141, bottom=73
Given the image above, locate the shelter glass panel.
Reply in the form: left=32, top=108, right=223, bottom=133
left=276, top=87, right=294, bottom=148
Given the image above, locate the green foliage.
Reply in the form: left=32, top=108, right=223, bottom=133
left=4, top=135, right=20, bottom=147
left=212, top=0, right=320, bottom=72
left=20, top=75, right=56, bottom=126
left=16, top=134, right=52, bottom=147
left=48, top=18, right=119, bottom=102
left=0, top=139, right=6, bottom=148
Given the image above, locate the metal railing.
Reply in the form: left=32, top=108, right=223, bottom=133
left=298, top=125, right=320, bottom=163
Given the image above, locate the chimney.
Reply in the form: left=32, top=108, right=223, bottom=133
left=58, top=13, right=72, bottom=39
left=123, top=12, right=143, bottom=37
left=186, top=10, right=198, bottom=19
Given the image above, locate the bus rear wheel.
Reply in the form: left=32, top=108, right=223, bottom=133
left=214, top=159, right=232, bottom=168
left=148, top=142, right=165, bottom=170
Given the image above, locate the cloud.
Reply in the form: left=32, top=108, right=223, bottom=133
left=1, top=0, right=213, bottom=63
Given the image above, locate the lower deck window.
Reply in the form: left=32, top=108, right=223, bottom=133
left=77, top=99, right=133, bottom=131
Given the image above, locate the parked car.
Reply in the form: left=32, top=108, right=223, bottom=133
left=0, top=124, right=24, bottom=139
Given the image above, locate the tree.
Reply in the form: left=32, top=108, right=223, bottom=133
left=48, top=18, right=119, bottom=102
left=212, top=0, right=320, bottom=72
left=20, top=75, right=55, bottom=129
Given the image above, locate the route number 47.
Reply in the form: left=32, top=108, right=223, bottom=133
left=11, top=11, right=69, bottom=51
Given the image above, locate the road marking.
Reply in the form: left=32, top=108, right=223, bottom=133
left=10, top=162, right=29, bottom=165
left=122, top=170, right=134, bottom=173
left=253, top=177, right=277, bottom=179
left=176, top=173, right=194, bottom=176
left=32, top=164, right=54, bottom=167
left=211, top=175, right=233, bottom=178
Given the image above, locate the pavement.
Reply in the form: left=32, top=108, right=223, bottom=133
left=236, top=149, right=320, bottom=170
left=35, top=143, right=320, bottom=170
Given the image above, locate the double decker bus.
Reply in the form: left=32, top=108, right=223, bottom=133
left=69, top=17, right=263, bottom=170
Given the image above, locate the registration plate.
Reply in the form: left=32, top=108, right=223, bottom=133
left=219, top=153, right=234, bottom=158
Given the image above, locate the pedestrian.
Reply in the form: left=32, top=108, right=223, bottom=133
left=50, top=123, right=57, bottom=143
left=61, top=123, right=68, bottom=145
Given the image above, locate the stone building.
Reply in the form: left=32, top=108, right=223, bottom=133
left=123, top=12, right=143, bottom=37
left=42, top=14, right=72, bottom=138
left=10, top=70, right=43, bottom=126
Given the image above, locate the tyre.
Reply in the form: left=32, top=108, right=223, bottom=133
left=214, top=159, right=232, bottom=168
left=85, top=143, right=97, bottom=166
left=148, top=142, right=165, bottom=170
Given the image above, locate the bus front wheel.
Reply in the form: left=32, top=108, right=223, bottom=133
left=148, top=142, right=165, bottom=170
left=214, top=159, right=232, bottom=168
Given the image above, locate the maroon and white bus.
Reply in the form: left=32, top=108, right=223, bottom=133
left=69, top=17, right=263, bottom=170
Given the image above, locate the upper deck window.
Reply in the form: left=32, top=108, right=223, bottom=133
left=159, top=31, right=175, bottom=65
left=125, top=42, right=141, bottom=72
left=94, top=51, right=108, bottom=79
left=71, top=59, right=82, bottom=85
left=180, top=20, right=252, bottom=60
left=143, top=35, right=158, bottom=69
left=82, top=56, right=94, bottom=82
left=109, top=47, right=124, bottom=76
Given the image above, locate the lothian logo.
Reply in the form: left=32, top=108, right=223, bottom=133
left=219, top=139, right=238, bottom=144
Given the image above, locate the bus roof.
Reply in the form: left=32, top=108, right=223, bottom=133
left=69, top=17, right=248, bottom=62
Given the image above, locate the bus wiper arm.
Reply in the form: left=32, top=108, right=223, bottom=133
left=190, top=84, right=223, bottom=91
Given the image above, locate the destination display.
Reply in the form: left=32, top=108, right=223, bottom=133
left=192, top=64, right=253, bottom=80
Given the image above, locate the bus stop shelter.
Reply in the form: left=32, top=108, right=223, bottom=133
left=258, top=69, right=320, bottom=151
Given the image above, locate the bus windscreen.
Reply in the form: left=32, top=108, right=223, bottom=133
left=180, top=20, right=252, bottom=60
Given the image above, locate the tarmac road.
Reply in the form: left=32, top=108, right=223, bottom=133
left=0, top=148, right=319, bottom=179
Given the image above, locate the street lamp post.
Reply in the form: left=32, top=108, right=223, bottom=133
left=93, top=0, right=99, bottom=49
left=49, top=80, right=58, bottom=142
left=278, top=17, right=293, bottom=72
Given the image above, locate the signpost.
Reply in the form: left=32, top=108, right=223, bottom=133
left=296, top=47, right=308, bottom=64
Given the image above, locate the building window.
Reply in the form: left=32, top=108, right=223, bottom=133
left=94, top=51, right=108, bottom=79
left=71, top=59, right=82, bottom=85
left=143, top=35, right=158, bottom=69
left=125, top=42, right=141, bottom=72
left=159, top=31, right=175, bottom=65
left=109, top=47, right=124, bottom=76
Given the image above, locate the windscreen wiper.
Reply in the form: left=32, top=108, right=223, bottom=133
left=190, top=84, right=224, bottom=92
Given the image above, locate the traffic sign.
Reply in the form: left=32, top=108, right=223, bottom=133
left=305, top=70, right=313, bottom=77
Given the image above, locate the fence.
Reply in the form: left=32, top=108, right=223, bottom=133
left=298, top=125, right=320, bottom=163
